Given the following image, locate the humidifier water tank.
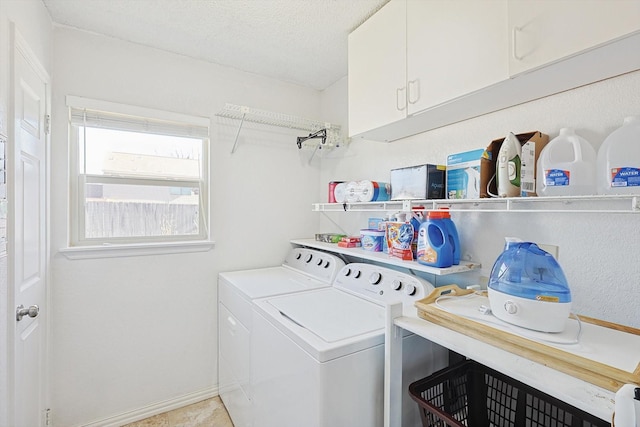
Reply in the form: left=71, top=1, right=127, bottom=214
left=488, top=239, right=571, bottom=333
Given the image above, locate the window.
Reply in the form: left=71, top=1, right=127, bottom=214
left=67, top=96, right=209, bottom=246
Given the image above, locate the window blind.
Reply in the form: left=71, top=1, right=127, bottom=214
left=69, top=107, right=209, bottom=139
left=67, top=95, right=209, bottom=139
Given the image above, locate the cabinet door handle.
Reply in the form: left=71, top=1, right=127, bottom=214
left=396, top=87, right=407, bottom=111
left=512, top=26, right=523, bottom=61
left=408, top=79, right=420, bottom=104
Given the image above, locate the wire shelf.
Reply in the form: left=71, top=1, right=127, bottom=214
left=215, top=103, right=343, bottom=153
left=313, top=195, right=640, bottom=214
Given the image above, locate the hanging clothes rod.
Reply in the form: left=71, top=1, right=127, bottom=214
left=215, top=103, right=342, bottom=153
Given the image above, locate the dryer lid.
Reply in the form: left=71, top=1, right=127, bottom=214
left=220, top=267, right=329, bottom=300
left=267, top=288, right=384, bottom=343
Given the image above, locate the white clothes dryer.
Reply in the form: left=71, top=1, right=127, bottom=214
left=251, top=263, right=448, bottom=427
left=218, top=247, right=345, bottom=427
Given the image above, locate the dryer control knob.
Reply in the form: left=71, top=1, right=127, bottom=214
left=369, top=272, right=382, bottom=285
left=305, top=254, right=313, bottom=263
left=353, top=270, right=361, bottom=278
left=504, top=301, right=518, bottom=315
left=317, top=258, right=323, bottom=266
left=392, top=280, right=402, bottom=291
left=343, top=268, right=351, bottom=276
left=404, top=284, right=416, bottom=296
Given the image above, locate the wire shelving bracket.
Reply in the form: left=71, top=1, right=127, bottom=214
left=215, top=103, right=343, bottom=154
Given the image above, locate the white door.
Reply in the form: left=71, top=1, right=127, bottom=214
left=8, top=27, right=49, bottom=427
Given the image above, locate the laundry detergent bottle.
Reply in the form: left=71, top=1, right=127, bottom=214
left=597, top=116, right=640, bottom=194
left=437, top=208, right=461, bottom=265
left=416, top=211, right=453, bottom=268
left=537, top=128, right=597, bottom=196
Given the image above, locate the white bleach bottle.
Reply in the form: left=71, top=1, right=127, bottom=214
left=536, top=128, right=597, bottom=196
left=597, top=116, right=640, bottom=194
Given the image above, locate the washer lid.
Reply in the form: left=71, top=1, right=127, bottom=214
left=219, top=267, right=329, bottom=300
left=267, top=288, right=384, bottom=343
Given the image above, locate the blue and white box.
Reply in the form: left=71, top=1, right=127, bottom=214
left=446, top=148, right=485, bottom=199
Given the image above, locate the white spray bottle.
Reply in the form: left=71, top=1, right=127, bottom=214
left=497, top=132, right=522, bottom=197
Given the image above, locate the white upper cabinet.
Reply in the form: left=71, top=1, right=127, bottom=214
left=349, top=0, right=510, bottom=140
left=348, top=0, right=640, bottom=142
left=348, top=0, right=407, bottom=137
left=508, top=0, right=640, bottom=76
left=406, top=0, right=509, bottom=113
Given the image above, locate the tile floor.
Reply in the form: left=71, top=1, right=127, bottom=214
left=123, top=397, right=234, bottom=427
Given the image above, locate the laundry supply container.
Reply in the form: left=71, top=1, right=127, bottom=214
left=416, top=211, right=453, bottom=268
left=597, top=116, right=640, bottom=194
left=537, top=128, right=596, bottom=196
left=408, top=360, right=609, bottom=427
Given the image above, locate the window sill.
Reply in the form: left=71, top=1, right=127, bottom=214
left=58, top=240, right=215, bottom=260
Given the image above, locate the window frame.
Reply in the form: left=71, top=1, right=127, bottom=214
left=66, top=96, right=211, bottom=249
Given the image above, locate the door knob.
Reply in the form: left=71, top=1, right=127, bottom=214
left=16, top=304, right=39, bottom=321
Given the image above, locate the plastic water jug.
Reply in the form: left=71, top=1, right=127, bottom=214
left=597, top=116, right=640, bottom=194
left=488, top=238, right=571, bottom=333
left=416, top=211, right=453, bottom=268
left=437, top=208, right=460, bottom=265
left=536, top=128, right=597, bottom=196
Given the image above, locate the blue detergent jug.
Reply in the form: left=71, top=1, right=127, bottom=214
left=437, top=208, right=460, bottom=265
left=488, top=238, right=572, bottom=332
left=416, top=211, right=453, bottom=268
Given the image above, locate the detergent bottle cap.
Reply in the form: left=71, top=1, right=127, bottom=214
left=427, top=211, right=447, bottom=219
left=437, top=207, right=452, bottom=218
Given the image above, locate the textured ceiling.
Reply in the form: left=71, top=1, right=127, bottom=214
left=42, top=0, right=390, bottom=90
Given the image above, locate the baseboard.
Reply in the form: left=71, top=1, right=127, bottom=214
left=80, top=387, right=219, bottom=427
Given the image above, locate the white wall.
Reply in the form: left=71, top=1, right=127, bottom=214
left=50, top=27, right=323, bottom=426
left=319, top=70, right=640, bottom=329
left=0, top=2, right=52, bottom=426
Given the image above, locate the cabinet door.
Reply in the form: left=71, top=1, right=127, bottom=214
left=407, top=0, right=509, bottom=114
left=348, top=0, right=407, bottom=138
left=509, top=0, right=640, bottom=76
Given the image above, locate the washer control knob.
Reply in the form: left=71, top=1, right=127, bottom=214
left=404, top=284, right=416, bottom=296
left=317, top=258, right=324, bottom=266
left=305, top=254, right=313, bottom=263
left=323, top=261, right=330, bottom=268
left=296, top=253, right=302, bottom=260
left=369, top=272, right=382, bottom=285
left=353, top=270, right=361, bottom=279
left=504, top=301, right=518, bottom=315
left=392, top=280, right=402, bottom=291
left=343, top=268, right=351, bottom=277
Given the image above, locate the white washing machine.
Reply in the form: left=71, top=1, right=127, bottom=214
left=218, top=247, right=346, bottom=427
left=251, top=263, right=449, bottom=427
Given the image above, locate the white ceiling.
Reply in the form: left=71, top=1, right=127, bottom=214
left=42, top=0, right=390, bottom=90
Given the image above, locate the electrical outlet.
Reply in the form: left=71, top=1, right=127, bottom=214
left=538, top=244, right=559, bottom=260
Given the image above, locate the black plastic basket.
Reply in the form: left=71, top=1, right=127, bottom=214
left=408, top=360, right=610, bottom=427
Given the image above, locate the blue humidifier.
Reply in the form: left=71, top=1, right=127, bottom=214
left=488, top=239, right=572, bottom=333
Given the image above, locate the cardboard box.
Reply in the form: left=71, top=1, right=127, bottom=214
left=446, top=149, right=485, bottom=199
left=390, top=164, right=446, bottom=200
left=480, top=131, right=549, bottom=198
left=520, top=131, right=550, bottom=196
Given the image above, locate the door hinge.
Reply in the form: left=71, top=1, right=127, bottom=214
left=45, top=408, right=52, bottom=426
left=45, top=114, right=51, bottom=135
